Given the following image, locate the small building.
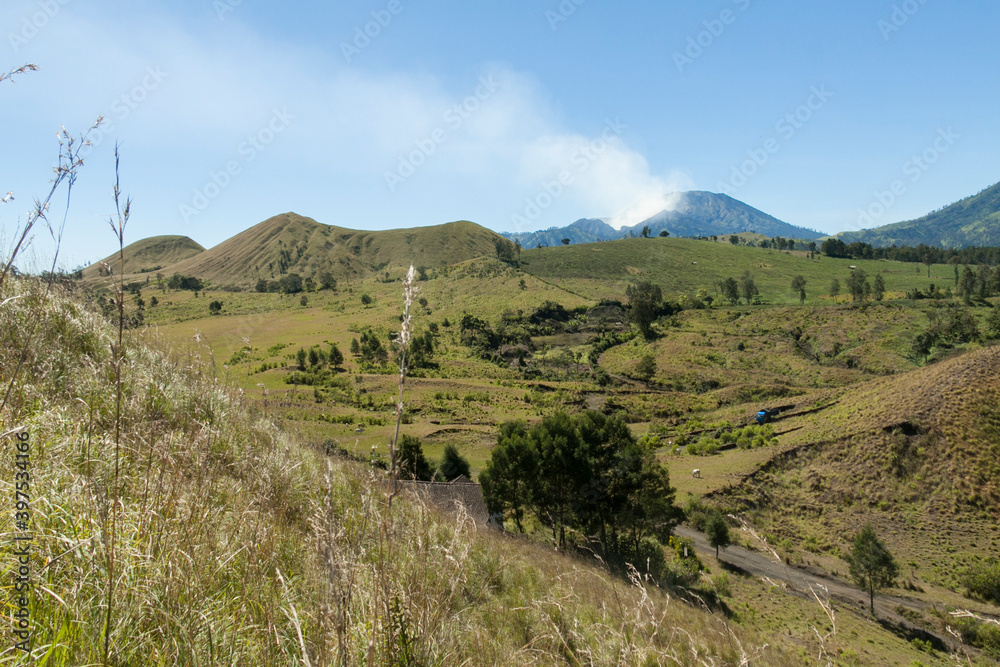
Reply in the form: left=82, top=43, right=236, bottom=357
left=400, top=475, right=492, bottom=526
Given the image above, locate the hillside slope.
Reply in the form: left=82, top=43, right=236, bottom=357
left=717, top=344, right=1000, bottom=590
left=839, top=179, right=1000, bottom=248
left=0, top=277, right=800, bottom=665
left=82, top=234, right=204, bottom=279
left=159, top=213, right=506, bottom=286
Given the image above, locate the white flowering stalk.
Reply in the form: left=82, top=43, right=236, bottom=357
left=388, top=265, right=418, bottom=503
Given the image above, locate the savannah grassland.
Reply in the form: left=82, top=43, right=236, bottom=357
left=109, top=235, right=1000, bottom=665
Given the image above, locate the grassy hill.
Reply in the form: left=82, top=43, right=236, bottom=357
left=2, top=276, right=820, bottom=665
left=81, top=234, right=204, bottom=279
left=839, top=179, right=1000, bottom=248
left=518, top=235, right=951, bottom=304
left=158, top=213, right=506, bottom=287
left=707, top=343, right=1000, bottom=618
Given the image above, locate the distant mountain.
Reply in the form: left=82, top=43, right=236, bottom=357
left=838, top=180, right=1000, bottom=248
left=82, top=235, right=204, bottom=279
left=503, top=191, right=822, bottom=248
left=115, top=213, right=506, bottom=286
left=504, top=217, right=617, bottom=248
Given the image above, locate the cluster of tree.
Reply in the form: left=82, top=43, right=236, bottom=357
left=955, top=264, right=1000, bottom=299
left=167, top=274, right=203, bottom=291
left=911, top=305, right=984, bottom=359
left=350, top=329, right=389, bottom=367
left=837, top=268, right=886, bottom=302
left=255, top=271, right=339, bottom=294
left=494, top=238, right=522, bottom=265
left=397, top=436, right=471, bottom=482
left=348, top=327, right=436, bottom=373
left=625, top=281, right=680, bottom=338
left=458, top=312, right=532, bottom=365
left=821, top=239, right=1000, bottom=267
left=479, top=411, right=683, bottom=572
left=294, top=343, right=344, bottom=371
left=718, top=272, right=759, bottom=306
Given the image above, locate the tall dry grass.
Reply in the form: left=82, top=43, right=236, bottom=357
left=0, top=274, right=801, bottom=665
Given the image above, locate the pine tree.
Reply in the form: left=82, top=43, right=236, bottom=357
left=847, top=524, right=899, bottom=614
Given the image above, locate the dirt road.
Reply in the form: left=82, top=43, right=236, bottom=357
left=675, top=526, right=972, bottom=654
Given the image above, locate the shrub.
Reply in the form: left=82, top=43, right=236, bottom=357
left=963, top=559, right=1000, bottom=604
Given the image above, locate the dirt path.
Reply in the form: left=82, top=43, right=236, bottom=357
left=675, top=526, right=972, bottom=654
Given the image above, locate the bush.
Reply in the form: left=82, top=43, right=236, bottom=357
left=963, top=559, right=1000, bottom=604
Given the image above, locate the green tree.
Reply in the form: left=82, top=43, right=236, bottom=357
left=872, top=274, right=886, bottom=301
left=318, top=272, right=337, bottom=291
left=740, top=271, right=758, bottom=305
left=208, top=300, right=223, bottom=315
left=480, top=421, right=537, bottom=532
left=361, top=294, right=373, bottom=306
left=308, top=347, right=320, bottom=368
left=439, top=444, right=471, bottom=481
left=705, top=511, right=731, bottom=559
left=659, top=230, right=670, bottom=237
left=846, top=268, right=870, bottom=302
left=295, top=348, right=307, bottom=371
left=719, top=277, right=740, bottom=306
left=958, top=266, right=977, bottom=297
left=483, top=411, right=681, bottom=561
left=255, top=278, right=268, bottom=292
left=830, top=278, right=841, bottom=299
left=987, top=307, right=1000, bottom=340
left=729, top=235, right=739, bottom=245
left=278, top=273, right=303, bottom=294
left=398, top=434, right=432, bottom=481
left=328, top=343, right=344, bottom=368
left=791, top=275, right=807, bottom=305
left=349, top=338, right=360, bottom=356
left=626, top=281, right=663, bottom=339
left=640, top=225, right=651, bottom=238
left=299, top=294, right=308, bottom=307
left=846, top=524, right=899, bottom=614
left=634, top=354, right=656, bottom=385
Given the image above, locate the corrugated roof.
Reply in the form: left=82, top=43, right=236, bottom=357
left=400, top=477, right=493, bottom=526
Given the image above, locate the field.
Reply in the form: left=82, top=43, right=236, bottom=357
left=82, top=234, right=1000, bottom=663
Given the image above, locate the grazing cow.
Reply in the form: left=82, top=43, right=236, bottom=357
left=692, top=469, right=701, bottom=479
left=355, top=426, right=365, bottom=435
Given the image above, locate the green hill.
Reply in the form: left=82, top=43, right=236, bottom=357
left=839, top=179, right=1000, bottom=248
left=82, top=234, right=204, bottom=279
left=518, top=235, right=945, bottom=304
left=159, top=213, right=506, bottom=286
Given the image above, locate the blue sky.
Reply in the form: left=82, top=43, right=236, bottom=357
left=2, top=0, right=998, bottom=269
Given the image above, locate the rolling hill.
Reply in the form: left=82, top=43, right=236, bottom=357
left=839, top=179, right=1000, bottom=248
left=109, top=213, right=508, bottom=286
left=82, top=234, right=204, bottom=279
left=504, top=191, right=824, bottom=248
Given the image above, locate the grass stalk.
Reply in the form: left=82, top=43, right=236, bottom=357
left=103, top=145, right=130, bottom=666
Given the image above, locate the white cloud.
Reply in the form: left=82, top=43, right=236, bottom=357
left=2, top=1, right=693, bottom=260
